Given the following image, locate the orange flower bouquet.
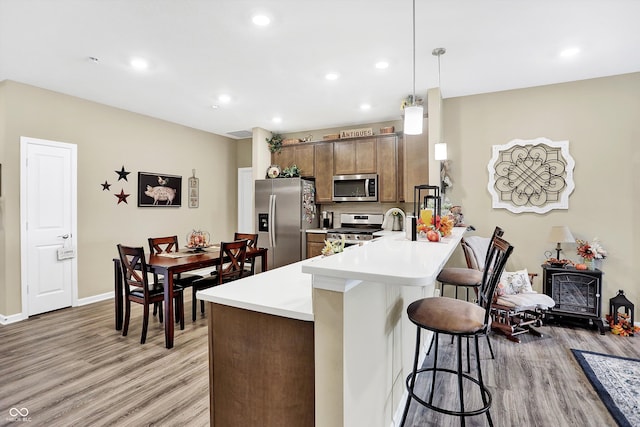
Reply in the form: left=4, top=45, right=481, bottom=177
left=416, top=214, right=454, bottom=240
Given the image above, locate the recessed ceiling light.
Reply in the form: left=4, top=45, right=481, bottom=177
left=272, top=117, right=282, bottom=123
left=211, top=104, right=219, bottom=109
left=130, top=57, right=149, bottom=70
left=559, top=47, right=580, bottom=58
left=375, top=61, right=389, bottom=69
left=252, top=15, right=270, bottom=26
left=218, top=94, right=231, bottom=103
left=360, top=104, right=371, bottom=110
left=325, top=72, right=339, bottom=81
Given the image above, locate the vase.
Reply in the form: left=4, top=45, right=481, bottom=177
left=583, top=258, right=594, bottom=270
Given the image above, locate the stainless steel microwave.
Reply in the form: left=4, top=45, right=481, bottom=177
left=332, top=174, right=378, bottom=202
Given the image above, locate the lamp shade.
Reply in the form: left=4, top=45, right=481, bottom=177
left=404, top=105, right=423, bottom=135
left=434, top=143, right=448, bottom=160
left=547, top=226, right=575, bottom=243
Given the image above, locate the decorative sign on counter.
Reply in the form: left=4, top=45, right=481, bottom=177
left=340, top=127, right=373, bottom=138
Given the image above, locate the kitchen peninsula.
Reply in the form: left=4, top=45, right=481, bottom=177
left=197, top=227, right=465, bottom=427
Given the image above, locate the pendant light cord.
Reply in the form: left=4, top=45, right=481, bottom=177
left=411, top=0, right=416, bottom=106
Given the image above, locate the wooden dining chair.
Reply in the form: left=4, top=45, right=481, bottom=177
left=117, top=244, right=185, bottom=344
left=234, top=232, right=259, bottom=275
left=148, top=235, right=204, bottom=286
left=148, top=235, right=204, bottom=318
left=190, top=239, right=248, bottom=321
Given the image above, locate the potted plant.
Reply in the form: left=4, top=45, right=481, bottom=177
left=266, top=133, right=283, bottom=153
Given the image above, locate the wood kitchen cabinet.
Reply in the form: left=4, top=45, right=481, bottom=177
left=403, top=120, right=429, bottom=203
left=333, top=138, right=376, bottom=175
left=376, top=134, right=403, bottom=202
left=272, top=143, right=315, bottom=177
left=314, top=142, right=334, bottom=203
left=306, top=232, right=327, bottom=258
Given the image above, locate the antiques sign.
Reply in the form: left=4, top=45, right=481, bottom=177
left=340, top=128, right=373, bottom=138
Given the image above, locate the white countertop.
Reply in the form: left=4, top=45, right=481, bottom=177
left=306, top=228, right=329, bottom=234
left=198, top=227, right=465, bottom=320
left=197, top=260, right=314, bottom=322
left=302, top=227, right=465, bottom=287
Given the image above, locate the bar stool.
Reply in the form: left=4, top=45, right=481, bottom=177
left=437, top=226, right=503, bottom=301
left=432, top=227, right=504, bottom=367
left=400, top=235, right=514, bottom=427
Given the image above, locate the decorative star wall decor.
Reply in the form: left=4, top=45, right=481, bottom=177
left=115, top=189, right=130, bottom=204
left=115, top=166, right=130, bottom=181
left=101, top=181, right=111, bottom=191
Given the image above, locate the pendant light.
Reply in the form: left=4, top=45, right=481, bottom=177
left=404, top=0, right=423, bottom=135
left=432, top=47, right=447, bottom=160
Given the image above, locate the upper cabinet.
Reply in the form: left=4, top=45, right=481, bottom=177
left=403, top=120, right=429, bottom=203
left=272, top=144, right=315, bottom=177
left=314, top=143, right=334, bottom=203
left=333, top=138, right=376, bottom=175
left=377, top=135, right=402, bottom=203
left=270, top=133, right=405, bottom=203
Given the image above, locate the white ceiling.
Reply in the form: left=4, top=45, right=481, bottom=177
left=1, top=0, right=639, bottom=139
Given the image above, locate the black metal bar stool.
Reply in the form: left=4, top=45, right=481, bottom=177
left=400, top=236, right=514, bottom=427
left=432, top=227, right=504, bottom=369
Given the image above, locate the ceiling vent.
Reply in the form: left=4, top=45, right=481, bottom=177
left=227, top=130, right=253, bottom=139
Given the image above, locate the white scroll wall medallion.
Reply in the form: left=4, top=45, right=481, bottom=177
left=487, top=137, right=575, bottom=214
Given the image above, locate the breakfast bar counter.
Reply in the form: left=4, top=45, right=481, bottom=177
left=198, top=227, right=465, bottom=427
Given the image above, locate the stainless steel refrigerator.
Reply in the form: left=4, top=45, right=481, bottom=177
left=255, top=177, right=318, bottom=270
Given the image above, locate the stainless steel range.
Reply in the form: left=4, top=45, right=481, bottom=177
left=326, top=213, right=384, bottom=245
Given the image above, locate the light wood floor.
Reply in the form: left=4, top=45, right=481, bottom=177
left=1, top=291, right=638, bottom=427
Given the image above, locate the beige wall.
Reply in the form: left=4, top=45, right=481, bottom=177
left=2, top=73, right=638, bottom=318
left=0, top=81, right=239, bottom=316
left=444, top=72, right=640, bottom=309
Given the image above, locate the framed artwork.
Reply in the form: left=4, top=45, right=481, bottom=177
left=487, top=137, right=575, bottom=214
left=137, top=172, right=182, bottom=207
left=188, top=176, right=199, bottom=208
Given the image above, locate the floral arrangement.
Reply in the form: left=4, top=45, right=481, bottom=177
left=416, top=214, right=454, bottom=238
left=606, top=312, right=639, bottom=337
left=321, top=236, right=345, bottom=256
left=576, top=238, right=607, bottom=260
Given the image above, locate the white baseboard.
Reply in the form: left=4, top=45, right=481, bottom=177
left=0, top=312, right=28, bottom=325
left=76, top=291, right=114, bottom=306
left=0, top=292, right=113, bottom=325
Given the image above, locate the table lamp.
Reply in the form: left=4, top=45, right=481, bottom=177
left=547, top=226, right=575, bottom=259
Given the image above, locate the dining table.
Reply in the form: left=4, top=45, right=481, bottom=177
left=113, top=244, right=268, bottom=348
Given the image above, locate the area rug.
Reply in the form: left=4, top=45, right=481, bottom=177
left=571, top=349, right=640, bottom=427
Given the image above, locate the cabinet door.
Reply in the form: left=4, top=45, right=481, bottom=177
left=377, top=135, right=399, bottom=202
left=403, top=119, right=429, bottom=202
left=271, top=144, right=315, bottom=177
left=355, top=138, right=376, bottom=173
left=294, top=144, right=315, bottom=177
left=334, top=139, right=376, bottom=175
left=306, top=233, right=327, bottom=258
left=272, top=147, right=294, bottom=171
left=314, top=143, right=334, bottom=203
left=333, top=140, right=357, bottom=175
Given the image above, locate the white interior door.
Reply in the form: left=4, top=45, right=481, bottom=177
left=20, top=137, right=78, bottom=316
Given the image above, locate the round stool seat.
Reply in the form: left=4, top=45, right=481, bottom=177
left=436, top=267, right=482, bottom=288
left=408, top=297, right=487, bottom=335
